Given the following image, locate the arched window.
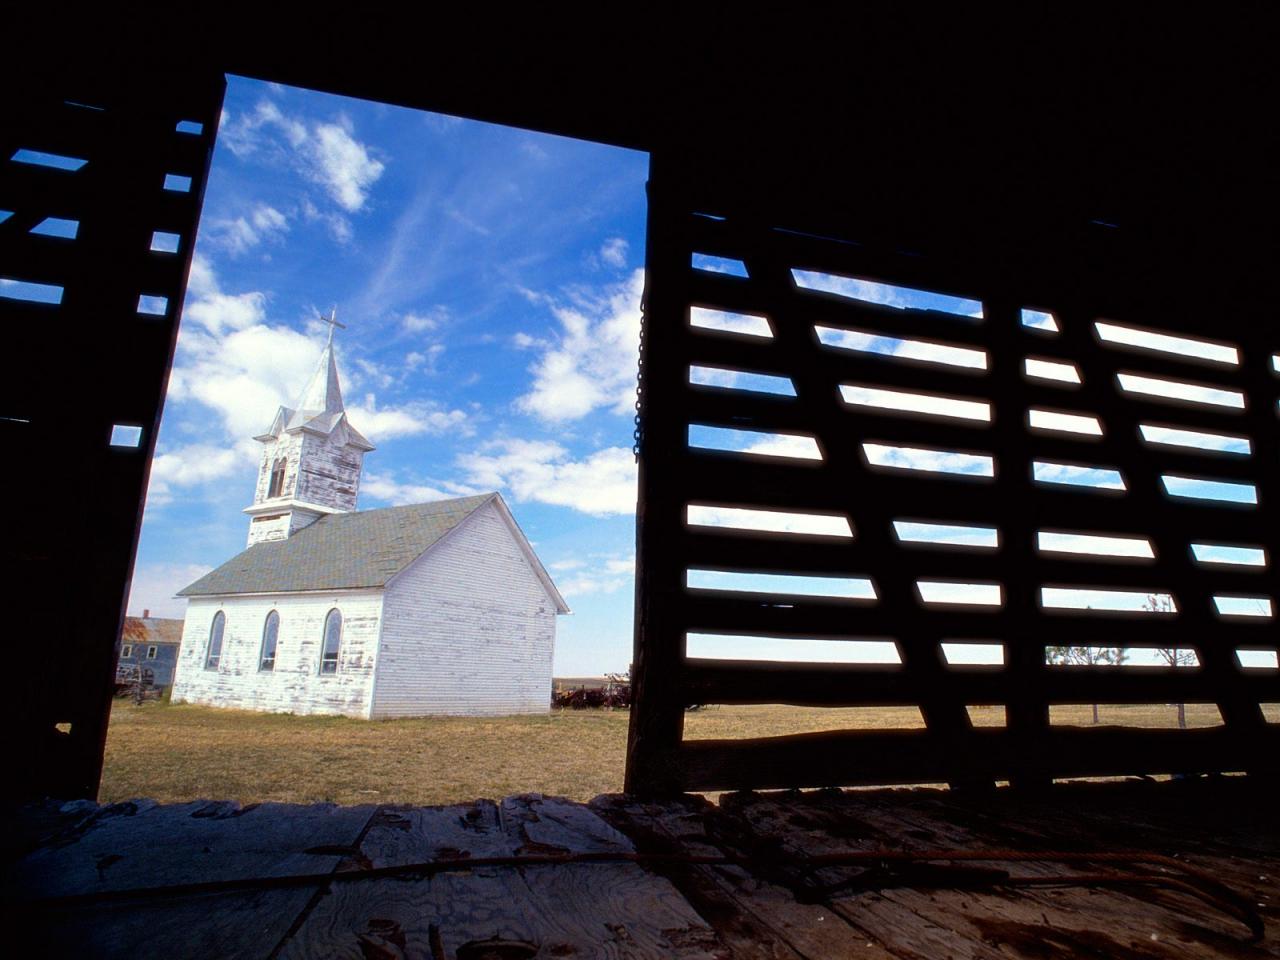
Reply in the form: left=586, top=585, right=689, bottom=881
left=205, top=611, right=225, bottom=670
left=319, top=608, right=342, bottom=675
left=267, top=458, right=287, bottom=498
left=259, top=610, right=280, bottom=672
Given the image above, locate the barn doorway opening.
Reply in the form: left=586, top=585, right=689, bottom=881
left=104, top=75, right=649, bottom=805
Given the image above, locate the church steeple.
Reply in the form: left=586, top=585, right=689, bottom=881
left=243, top=311, right=375, bottom=547
left=294, top=308, right=346, bottom=414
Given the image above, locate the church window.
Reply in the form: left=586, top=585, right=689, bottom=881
left=320, top=608, right=342, bottom=675
left=267, top=458, right=287, bottom=498
left=205, top=611, right=225, bottom=670
left=260, top=610, right=279, bottom=672
left=146, top=645, right=157, bottom=660
left=120, top=644, right=132, bottom=659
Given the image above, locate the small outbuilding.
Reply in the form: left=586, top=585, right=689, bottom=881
left=170, top=322, right=568, bottom=718
left=117, top=614, right=183, bottom=693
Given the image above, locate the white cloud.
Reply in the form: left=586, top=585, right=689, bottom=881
left=816, top=326, right=987, bottom=370
left=555, top=554, right=635, bottom=597
left=161, top=259, right=466, bottom=495
left=168, top=321, right=321, bottom=438
left=458, top=440, right=637, bottom=516
left=793, top=269, right=984, bottom=319
left=181, top=255, right=269, bottom=335
left=512, top=332, right=548, bottom=350
left=310, top=120, right=385, bottom=212
left=402, top=308, right=446, bottom=333
left=221, top=100, right=306, bottom=155
left=147, top=442, right=256, bottom=504
left=402, top=343, right=446, bottom=374
left=361, top=472, right=482, bottom=506
left=301, top=198, right=353, bottom=244
left=687, top=505, right=853, bottom=538
left=600, top=237, right=628, bottom=268
left=741, top=434, right=825, bottom=460
left=221, top=101, right=384, bottom=214
left=127, top=562, right=212, bottom=618
left=559, top=572, right=625, bottom=596
left=355, top=358, right=396, bottom=390
left=863, top=443, right=994, bottom=477
left=347, top=394, right=470, bottom=442
left=517, top=270, right=643, bottom=422
left=211, top=204, right=289, bottom=256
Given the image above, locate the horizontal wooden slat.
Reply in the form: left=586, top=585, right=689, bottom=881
left=674, top=593, right=1276, bottom=643
left=679, top=548, right=1271, bottom=591
left=675, top=725, right=1279, bottom=791
left=683, top=659, right=1280, bottom=707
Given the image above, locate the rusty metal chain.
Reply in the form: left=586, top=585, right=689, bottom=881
left=632, top=286, right=647, bottom=462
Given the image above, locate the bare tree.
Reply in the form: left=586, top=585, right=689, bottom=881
left=1145, top=594, right=1194, bottom=729
left=1045, top=644, right=1128, bottom=724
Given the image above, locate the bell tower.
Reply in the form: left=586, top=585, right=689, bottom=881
left=244, top=310, right=375, bottom=546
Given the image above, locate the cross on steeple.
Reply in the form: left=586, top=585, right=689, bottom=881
left=320, top=305, right=347, bottom=346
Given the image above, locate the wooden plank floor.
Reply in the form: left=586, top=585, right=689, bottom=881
left=3, top=779, right=1276, bottom=958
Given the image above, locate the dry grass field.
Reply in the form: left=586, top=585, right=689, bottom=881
left=101, top=700, right=1250, bottom=806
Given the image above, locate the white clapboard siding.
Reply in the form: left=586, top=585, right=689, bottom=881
left=372, top=499, right=556, bottom=718
left=171, top=591, right=383, bottom=718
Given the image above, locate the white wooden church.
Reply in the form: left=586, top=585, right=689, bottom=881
left=170, top=321, right=569, bottom=718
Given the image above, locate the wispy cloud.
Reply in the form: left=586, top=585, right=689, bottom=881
left=401, top=308, right=446, bottom=333
left=557, top=554, right=634, bottom=596
left=209, top=204, right=289, bottom=256
left=599, top=237, right=628, bottom=268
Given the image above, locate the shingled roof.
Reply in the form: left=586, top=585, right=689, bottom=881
left=178, top=494, right=495, bottom=597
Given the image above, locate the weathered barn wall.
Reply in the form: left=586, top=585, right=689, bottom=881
left=171, top=592, right=383, bottom=718
left=373, top=500, right=556, bottom=718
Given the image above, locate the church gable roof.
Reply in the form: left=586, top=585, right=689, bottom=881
left=179, top=494, right=495, bottom=597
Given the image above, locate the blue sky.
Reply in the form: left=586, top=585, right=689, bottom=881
left=128, top=77, right=648, bottom=675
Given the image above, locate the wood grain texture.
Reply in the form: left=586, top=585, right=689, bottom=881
left=714, top=782, right=1280, bottom=959
left=3, top=799, right=376, bottom=960
left=281, top=796, right=725, bottom=960
left=593, top=793, right=898, bottom=960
